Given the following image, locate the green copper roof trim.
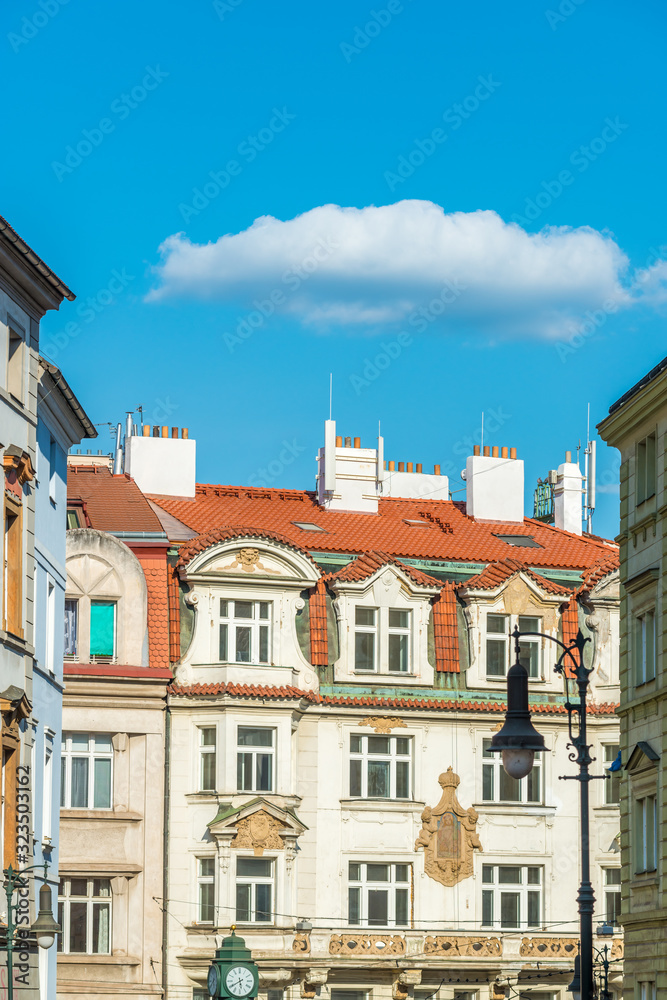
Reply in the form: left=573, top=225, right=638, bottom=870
left=317, top=683, right=569, bottom=709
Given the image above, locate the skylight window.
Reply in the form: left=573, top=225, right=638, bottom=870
left=404, top=519, right=431, bottom=527
left=494, top=534, right=543, bottom=548
left=292, top=521, right=326, bottom=532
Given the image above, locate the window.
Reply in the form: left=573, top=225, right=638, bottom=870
left=291, top=521, right=325, bottom=532
left=604, top=744, right=620, bottom=804
left=197, top=857, right=216, bottom=923
left=388, top=610, right=411, bottom=673
left=3, top=497, right=22, bottom=637
left=49, top=436, right=57, bottom=503
left=43, top=744, right=53, bottom=840
left=348, top=862, right=409, bottom=927
left=355, top=607, right=377, bottom=672
left=57, top=878, right=111, bottom=954
left=219, top=600, right=270, bottom=664
left=7, top=328, right=24, bottom=402
left=493, top=534, right=542, bottom=548
left=634, top=794, right=657, bottom=873
left=639, top=984, right=657, bottom=1000
left=61, top=734, right=113, bottom=809
left=350, top=734, right=412, bottom=799
left=45, top=579, right=55, bottom=673
left=634, top=610, right=656, bottom=685
left=235, top=857, right=273, bottom=923
left=603, top=867, right=621, bottom=926
left=64, top=599, right=78, bottom=658
left=481, top=865, right=542, bottom=929
left=198, top=727, right=216, bottom=792
left=237, top=728, right=274, bottom=792
left=193, top=991, right=209, bottom=1000
left=90, top=600, right=116, bottom=660
left=482, top=739, right=541, bottom=803
left=636, top=432, right=656, bottom=505
left=486, top=613, right=542, bottom=678
left=66, top=507, right=84, bottom=529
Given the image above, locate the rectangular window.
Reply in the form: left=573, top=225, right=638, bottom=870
left=219, top=599, right=270, bottom=664
left=636, top=432, right=657, bottom=505
left=49, top=436, right=57, bottom=503
left=3, top=498, right=22, bottom=637
left=518, top=616, right=541, bottom=679
left=481, top=865, right=542, bottom=929
left=604, top=744, right=620, bottom=804
left=482, top=740, right=541, bottom=803
left=634, top=794, right=657, bottom=873
left=43, top=745, right=53, bottom=840
left=237, top=728, right=274, bottom=792
left=57, top=878, right=111, bottom=954
left=45, top=579, right=55, bottom=673
left=197, top=857, right=216, bottom=923
left=235, top=857, right=273, bottom=923
left=355, top=607, right=377, bottom=672
left=90, top=601, right=116, bottom=660
left=349, top=734, right=412, bottom=799
left=7, top=328, right=24, bottom=402
left=486, top=614, right=508, bottom=677
left=388, top=609, right=411, bottom=673
left=634, top=610, right=656, bottom=685
left=348, top=861, right=410, bottom=928
left=604, top=867, right=621, bottom=927
left=64, top=599, right=78, bottom=658
left=61, top=734, right=113, bottom=810
left=639, top=984, right=657, bottom=1000
left=198, top=727, right=216, bottom=792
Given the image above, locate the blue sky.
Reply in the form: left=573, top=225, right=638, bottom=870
left=4, top=0, right=667, bottom=540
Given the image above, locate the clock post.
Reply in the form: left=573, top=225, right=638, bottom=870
left=207, top=927, right=260, bottom=1000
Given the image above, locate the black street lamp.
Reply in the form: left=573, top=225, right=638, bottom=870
left=2, top=862, right=61, bottom=999
left=489, top=626, right=603, bottom=1000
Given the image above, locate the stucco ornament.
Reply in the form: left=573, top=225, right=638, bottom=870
left=359, top=716, right=407, bottom=734
left=221, top=547, right=281, bottom=574
left=415, top=767, right=482, bottom=886
left=231, top=810, right=285, bottom=856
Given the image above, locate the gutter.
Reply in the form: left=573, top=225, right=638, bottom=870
left=0, top=215, right=75, bottom=301
left=162, top=701, right=171, bottom=998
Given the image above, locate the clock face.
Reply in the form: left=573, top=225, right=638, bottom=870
left=208, top=966, right=219, bottom=997
left=225, top=965, right=255, bottom=998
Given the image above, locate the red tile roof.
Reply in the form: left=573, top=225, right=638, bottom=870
left=432, top=582, right=460, bottom=673
left=329, top=550, right=442, bottom=589
left=462, top=558, right=573, bottom=596
left=309, top=578, right=328, bottom=667
left=168, top=563, right=181, bottom=664
left=134, top=546, right=170, bottom=670
left=175, top=525, right=321, bottom=571
left=170, top=681, right=317, bottom=701
left=151, top=485, right=617, bottom=574
left=560, top=595, right=580, bottom=678
left=68, top=466, right=165, bottom=533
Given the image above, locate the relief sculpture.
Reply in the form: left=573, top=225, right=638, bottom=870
left=415, top=767, right=482, bottom=887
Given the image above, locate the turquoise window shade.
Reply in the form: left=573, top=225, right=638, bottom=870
left=90, top=602, right=116, bottom=657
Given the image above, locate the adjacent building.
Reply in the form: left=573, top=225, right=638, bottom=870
left=599, top=358, right=667, bottom=1000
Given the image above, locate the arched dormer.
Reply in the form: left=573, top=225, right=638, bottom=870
left=65, top=528, right=148, bottom=665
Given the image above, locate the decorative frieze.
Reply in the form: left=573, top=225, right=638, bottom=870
left=424, top=935, right=502, bottom=957
left=292, top=933, right=311, bottom=954
left=329, top=934, right=406, bottom=956
left=230, top=810, right=285, bottom=856
left=359, top=716, right=407, bottom=734
left=520, top=937, right=579, bottom=958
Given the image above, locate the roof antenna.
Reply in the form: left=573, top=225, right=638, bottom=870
left=329, top=373, right=333, bottom=421
left=480, top=411, right=484, bottom=451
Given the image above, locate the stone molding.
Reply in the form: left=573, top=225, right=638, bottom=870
left=424, top=935, right=502, bottom=957
left=415, top=767, right=482, bottom=886
left=328, top=934, right=406, bottom=956
left=359, top=716, right=407, bottom=734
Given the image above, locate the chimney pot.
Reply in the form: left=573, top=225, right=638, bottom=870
left=501, top=446, right=508, bottom=459
left=171, top=427, right=178, bottom=438
left=398, top=462, right=405, bottom=472
left=142, top=425, right=150, bottom=437
left=384, top=461, right=387, bottom=469
left=389, top=461, right=395, bottom=471
left=510, top=447, right=517, bottom=460
left=353, top=436, right=361, bottom=449
left=492, top=445, right=499, bottom=458
left=335, top=436, right=342, bottom=447
left=565, top=450, right=572, bottom=463
left=161, top=426, right=168, bottom=438
left=407, top=462, right=413, bottom=473
left=152, top=425, right=159, bottom=437
left=416, top=463, right=422, bottom=473
left=434, top=464, right=441, bottom=476
left=182, top=428, right=189, bottom=439
left=483, top=446, right=490, bottom=457
left=473, top=445, right=480, bottom=456
left=344, top=436, right=352, bottom=447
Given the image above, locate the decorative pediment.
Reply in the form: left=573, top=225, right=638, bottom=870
left=329, top=553, right=441, bottom=601
left=184, top=537, right=320, bottom=587
left=625, top=741, right=659, bottom=772
left=208, top=798, right=307, bottom=855
left=415, top=767, right=482, bottom=887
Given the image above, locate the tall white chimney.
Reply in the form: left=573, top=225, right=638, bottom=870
left=465, top=447, right=524, bottom=523
left=554, top=452, right=583, bottom=535
left=125, top=426, right=196, bottom=498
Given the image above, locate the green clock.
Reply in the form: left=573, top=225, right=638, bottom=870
left=207, top=928, right=259, bottom=1000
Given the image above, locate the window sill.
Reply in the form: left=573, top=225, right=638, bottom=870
left=340, top=798, right=425, bottom=812
left=60, top=809, right=143, bottom=822
left=475, top=802, right=556, bottom=816
left=57, top=954, right=140, bottom=966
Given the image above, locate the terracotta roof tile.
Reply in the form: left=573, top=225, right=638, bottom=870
left=432, top=582, right=460, bottom=673
left=461, top=558, right=572, bottom=596
left=329, top=550, right=442, bottom=589
left=67, top=466, right=164, bottom=533
left=309, top=578, right=328, bottom=667
left=134, top=547, right=170, bottom=670
left=169, top=682, right=317, bottom=701
left=168, top=564, right=181, bottom=664
left=175, top=525, right=322, bottom=571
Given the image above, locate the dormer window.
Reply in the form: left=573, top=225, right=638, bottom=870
left=486, top=613, right=542, bottom=679
left=354, top=607, right=413, bottom=674
left=219, top=599, right=271, bottom=664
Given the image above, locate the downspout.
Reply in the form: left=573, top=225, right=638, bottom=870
left=162, top=700, right=171, bottom=999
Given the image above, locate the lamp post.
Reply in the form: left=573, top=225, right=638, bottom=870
left=3, top=862, right=61, bottom=999
left=489, top=626, right=603, bottom=1000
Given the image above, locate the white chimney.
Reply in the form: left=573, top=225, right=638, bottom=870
left=554, top=452, right=583, bottom=535
left=125, top=426, right=196, bottom=498
left=317, top=422, right=378, bottom=513
left=465, top=447, right=524, bottom=523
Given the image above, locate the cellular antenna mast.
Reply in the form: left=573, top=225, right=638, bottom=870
left=583, top=403, right=596, bottom=533
left=329, top=373, right=333, bottom=421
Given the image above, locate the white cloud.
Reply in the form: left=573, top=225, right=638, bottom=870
left=147, top=200, right=657, bottom=337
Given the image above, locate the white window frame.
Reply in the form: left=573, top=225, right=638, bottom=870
left=603, top=866, right=621, bottom=927
left=235, top=856, right=274, bottom=924
left=89, top=599, right=117, bottom=662
left=7, top=327, right=24, bottom=403
left=603, top=743, right=620, bottom=805
left=354, top=606, right=377, bottom=672
left=639, top=984, right=657, bottom=1000
left=481, top=864, right=543, bottom=929
left=218, top=599, right=271, bottom=664
left=482, top=738, right=542, bottom=804
left=485, top=612, right=543, bottom=680
left=348, top=861, right=410, bottom=928
left=349, top=733, right=412, bottom=799
left=43, top=740, right=53, bottom=840
left=388, top=609, right=411, bottom=673
left=196, top=856, right=216, bottom=924
left=634, top=793, right=657, bottom=873
left=64, top=598, right=78, bottom=659
left=354, top=606, right=414, bottom=675
left=634, top=609, right=656, bottom=685
left=60, top=734, right=114, bottom=810
left=636, top=432, right=656, bottom=505
left=57, top=878, right=112, bottom=955
left=49, top=435, right=57, bottom=504
left=198, top=727, right=216, bottom=792
left=45, top=578, right=55, bottom=674
left=237, top=727, right=275, bottom=793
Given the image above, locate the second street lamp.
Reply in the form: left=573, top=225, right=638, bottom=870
left=489, top=625, right=602, bottom=1000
